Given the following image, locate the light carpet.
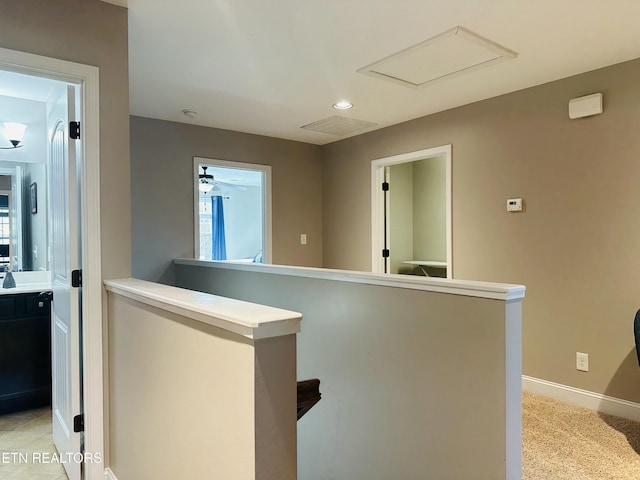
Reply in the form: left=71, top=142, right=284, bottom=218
left=523, top=392, right=640, bottom=479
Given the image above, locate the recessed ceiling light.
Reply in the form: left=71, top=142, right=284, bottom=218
left=333, top=100, right=353, bottom=110
left=182, top=109, right=197, bottom=119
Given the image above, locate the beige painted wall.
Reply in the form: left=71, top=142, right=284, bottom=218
left=387, top=158, right=447, bottom=275
left=108, top=295, right=254, bottom=479
left=130, top=116, right=323, bottom=284
left=321, top=58, right=640, bottom=403
left=413, top=157, right=446, bottom=263
left=254, top=335, right=297, bottom=480
left=0, top=0, right=131, bottom=280
left=1, top=1, right=130, bottom=469
left=175, top=262, right=522, bottom=479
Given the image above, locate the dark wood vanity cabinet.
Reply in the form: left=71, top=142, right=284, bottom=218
left=0, top=292, right=52, bottom=415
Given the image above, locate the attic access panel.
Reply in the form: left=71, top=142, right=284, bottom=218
left=301, top=115, right=378, bottom=136
left=357, top=26, right=517, bottom=89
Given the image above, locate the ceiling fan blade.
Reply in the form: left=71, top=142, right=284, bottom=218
left=214, top=180, right=247, bottom=190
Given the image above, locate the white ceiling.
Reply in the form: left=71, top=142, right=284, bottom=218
left=0, top=70, right=61, bottom=103
left=106, top=0, right=640, bottom=145
left=0, top=71, right=64, bottom=164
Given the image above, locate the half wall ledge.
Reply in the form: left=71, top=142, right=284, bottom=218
left=103, top=277, right=302, bottom=339
left=173, top=258, right=526, bottom=301
left=173, top=258, right=526, bottom=480
left=105, top=277, right=301, bottom=480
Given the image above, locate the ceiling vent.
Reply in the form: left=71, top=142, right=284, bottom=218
left=301, top=115, right=378, bottom=136
left=357, top=26, right=517, bottom=89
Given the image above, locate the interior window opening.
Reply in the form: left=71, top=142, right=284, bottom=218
left=194, top=158, right=271, bottom=264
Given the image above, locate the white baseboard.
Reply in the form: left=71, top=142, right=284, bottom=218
left=522, top=375, right=640, bottom=422
left=104, top=468, right=118, bottom=480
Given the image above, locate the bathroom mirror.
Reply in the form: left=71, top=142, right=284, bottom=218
left=0, top=161, right=48, bottom=272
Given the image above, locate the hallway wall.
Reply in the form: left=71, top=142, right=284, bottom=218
left=321, top=57, right=640, bottom=404
left=0, top=0, right=131, bottom=280
left=130, top=115, right=323, bottom=284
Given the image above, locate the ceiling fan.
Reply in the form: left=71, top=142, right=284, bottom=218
left=198, top=166, right=246, bottom=194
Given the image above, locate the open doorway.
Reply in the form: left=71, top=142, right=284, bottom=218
left=0, top=68, right=78, bottom=480
left=371, top=145, right=452, bottom=277
left=0, top=47, right=103, bottom=480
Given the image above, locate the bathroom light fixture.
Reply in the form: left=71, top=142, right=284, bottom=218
left=1, top=122, right=27, bottom=149
left=333, top=100, right=353, bottom=110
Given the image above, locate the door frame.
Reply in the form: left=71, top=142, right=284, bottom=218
left=0, top=47, right=104, bottom=479
left=371, top=145, right=452, bottom=277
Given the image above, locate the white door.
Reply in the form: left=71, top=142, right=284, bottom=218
left=49, top=84, right=82, bottom=480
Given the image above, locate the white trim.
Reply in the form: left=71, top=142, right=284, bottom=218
left=193, top=157, right=272, bottom=263
left=384, top=166, right=390, bottom=273
left=522, top=375, right=640, bottom=423
left=371, top=145, right=452, bottom=278
left=104, top=278, right=301, bottom=339
left=505, top=302, right=523, bottom=480
left=0, top=47, right=104, bottom=480
left=104, top=468, right=118, bottom=480
left=175, top=258, right=526, bottom=301
left=80, top=59, right=104, bottom=480
left=371, top=165, right=386, bottom=273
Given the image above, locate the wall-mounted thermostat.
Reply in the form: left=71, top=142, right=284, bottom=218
left=569, top=93, right=603, bottom=119
left=507, top=198, right=523, bottom=212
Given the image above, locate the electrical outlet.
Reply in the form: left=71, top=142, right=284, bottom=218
left=576, top=352, right=589, bottom=372
left=300, top=234, right=307, bottom=245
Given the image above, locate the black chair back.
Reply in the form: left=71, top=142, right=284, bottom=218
left=634, top=310, right=640, bottom=366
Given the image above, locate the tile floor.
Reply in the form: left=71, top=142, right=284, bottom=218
left=0, top=407, right=68, bottom=479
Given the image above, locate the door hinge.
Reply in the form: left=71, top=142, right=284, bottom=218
left=382, top=249, right=390, bottom=258
left=70, top=121, right=81, bottom=140
left=71, top=269, right=82, bottom=288
left=382, top=182, right=389, bottom=191
left=73, top=414, right=84, bottom=433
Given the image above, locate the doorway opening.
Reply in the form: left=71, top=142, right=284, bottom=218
left=371, top=145, right=452, bottom=277
left=194, top=157, right=272, bottom=264
left=0, top=69, right=79, bottom=480
left=0, top=47, right=102, bottom=480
